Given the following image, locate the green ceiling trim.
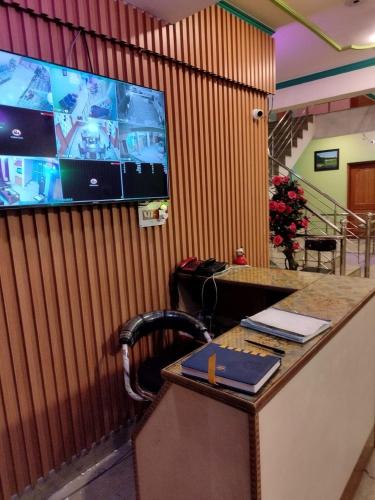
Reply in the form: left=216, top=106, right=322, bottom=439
left=367, top=93, right=375, bottom=101
left=217, top=1, right=274, bottom=36
left=277, top=57, right=375, bottom=90
left=271, top=0, right=375, bottom=52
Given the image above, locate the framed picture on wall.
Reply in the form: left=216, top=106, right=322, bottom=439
left=314, top=149, right=339, bottom=171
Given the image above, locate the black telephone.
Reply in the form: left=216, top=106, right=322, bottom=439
left=177, top=257, right=226, bottom=276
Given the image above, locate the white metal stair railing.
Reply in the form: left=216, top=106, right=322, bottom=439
left=268, top=110, right=292, bottom=171
left=268, top=156, right=373, bottom=277
left=268, top=108, right=312, bottom=171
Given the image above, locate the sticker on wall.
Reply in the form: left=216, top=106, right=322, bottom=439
left=138, top=200, right=169, bottom=227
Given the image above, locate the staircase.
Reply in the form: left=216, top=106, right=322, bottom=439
left=268, top=111, right=375, bottom=278
left=269, top=110, right=314, bottom=172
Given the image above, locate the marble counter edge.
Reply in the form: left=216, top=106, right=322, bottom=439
left=163, top=273, right=375, bottom=414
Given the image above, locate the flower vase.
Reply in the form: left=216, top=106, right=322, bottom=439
left=283, top=249, right=298, bottom=271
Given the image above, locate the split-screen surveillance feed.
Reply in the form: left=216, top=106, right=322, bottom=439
left=0, top=49, right=169, bottom=208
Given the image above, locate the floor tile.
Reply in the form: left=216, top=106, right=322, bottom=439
left=365, top=450, right=375, bottom=477
left=352, top=474, right=375, bottom=500
left=49, top=444, right=375, bottom=500
left=352, top=449, right=375, bottom=500
left=66, top=452, right=136, bottom=500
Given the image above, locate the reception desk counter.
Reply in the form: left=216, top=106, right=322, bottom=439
left=134, top=268, right=375, bottom=500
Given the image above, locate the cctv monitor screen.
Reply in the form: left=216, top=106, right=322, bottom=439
left=0, top=49, right=168, bottom=208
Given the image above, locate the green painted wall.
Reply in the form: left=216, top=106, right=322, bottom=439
left=295, top=132, right=375, bottom=207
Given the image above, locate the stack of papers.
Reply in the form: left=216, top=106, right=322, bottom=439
left=240, top=307, right=331, bottom=343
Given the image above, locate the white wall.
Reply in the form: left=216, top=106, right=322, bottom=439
left=314, top=106, right=375, bottom=139
left=274, top=66, right=375, bottom=111
left=295, top=131, right=375, bottom=206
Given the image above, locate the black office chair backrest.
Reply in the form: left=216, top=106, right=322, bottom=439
left=119, top=310, right=210, bottom=401
left=119, top=309, right=209, bottom=347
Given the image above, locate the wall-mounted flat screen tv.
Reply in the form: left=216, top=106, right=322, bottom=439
left=0, top=49, right=169, bottom=208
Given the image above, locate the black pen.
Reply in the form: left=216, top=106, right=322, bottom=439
left=245, top=339, right=285, bottom=356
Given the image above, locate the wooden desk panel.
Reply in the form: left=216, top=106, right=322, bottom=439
left=135, top=269, right=375, bottom=500
left=259, top=297, right=375, bottom=500
left=134, top=384, right=252, bottom=500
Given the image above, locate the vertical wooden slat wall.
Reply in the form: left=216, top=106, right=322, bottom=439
left=0, top=0, right=274, bottom=497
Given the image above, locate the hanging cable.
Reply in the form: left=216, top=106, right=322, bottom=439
left=66, top=28, right=95, bottom=73
left=200, top=266, right=233, bottom=333
left=66, top=29, right=83, bottom=67
left=82, top=31, right=94, bottom=73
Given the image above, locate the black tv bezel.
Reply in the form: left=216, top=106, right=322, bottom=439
left=0, top=48, right=170, bottom=210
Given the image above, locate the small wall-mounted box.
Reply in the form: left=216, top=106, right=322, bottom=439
left=138, top=200, right=169, bottom=228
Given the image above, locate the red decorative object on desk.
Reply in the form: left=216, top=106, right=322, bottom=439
left=233, top=247, right=248, bottom=265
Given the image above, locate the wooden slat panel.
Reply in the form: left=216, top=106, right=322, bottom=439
left=69, top=209, right=106, bottom=441
left=77, top=1, right=90, bottom=31
left=47, top=210, right=86, bottom=452
left=201, top=75, right=214, bottom=254
left=181, top=18, right=189, bottom=66
left=0, top=375, right=17, bottom=500
left=0, top=216, right=43, bottom=485
left=118, top=0, right=129, bottom=44
left=99, top=0, right=111, bottom=39
left=58, top=210, right=96, bottom=446
left=21, top=214, right=64, bottom=467
left=88, top=0, right=100, bottom=35
left=7, top=214, right=55, bottom=474
left=4, top=0, right=275, bottom=93
left=23, top=0, right=39, bottom=11
left=63, top=0, right=78, bottom=27
left=52, top=0, right=65, bottom=21
left=0, top=1, right=272, bottom=497
left=0, top=284, right=29, bottom=495
left=40, top=0, right=53, bottom=18
left=34, top=213, right=76, bottom=460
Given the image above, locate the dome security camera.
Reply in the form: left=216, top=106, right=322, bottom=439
left=252, top=108, right=264, bottom=120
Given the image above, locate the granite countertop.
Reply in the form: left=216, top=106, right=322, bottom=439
left=163, top=269, right=375, bottom=412
left=217, top=266, right=324, bottom=290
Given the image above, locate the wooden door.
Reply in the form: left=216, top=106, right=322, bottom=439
left=348, top=162, right=375, bottom=234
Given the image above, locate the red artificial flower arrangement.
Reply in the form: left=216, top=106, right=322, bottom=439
left=269, top=175, right=309, bottom=270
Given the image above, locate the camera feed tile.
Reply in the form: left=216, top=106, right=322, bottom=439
left=60, top=159, right=123, bottom=201
left=51, top=67, right=118, bottom=121
left=54, top=113, right=120, bottom=161
left=122, top=161, right=168, bottom=200
left=0, top=50, right=53, bottom=112
left=0, top=156, right=63, bottom=207
left=0, top=105, right=56, bottom=157
left=116, top=83, right=165, bottom=129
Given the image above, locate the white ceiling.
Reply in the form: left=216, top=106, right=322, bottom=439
left=126, top=0, right=215, bottom=23
left=127, top=0, right=375, bottom=83
left=232, top=0, right=375, bottom=82
left=232, top=0, right=350, bottom=29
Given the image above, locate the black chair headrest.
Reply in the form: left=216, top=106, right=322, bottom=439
left=119, top=310, right=208, bottom=347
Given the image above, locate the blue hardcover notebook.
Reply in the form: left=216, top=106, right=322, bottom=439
left=181, top=343, right=281, bottom=394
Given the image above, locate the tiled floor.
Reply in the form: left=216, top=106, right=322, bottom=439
left=67, top=451, right=136, bottom=500
left=353, top=450, right=375, bottom=500
left=49, top=442, right=136, bottom=500
left=49, top=445, right=375, bottom=499
left=270, top=244, right=375, bottom=278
